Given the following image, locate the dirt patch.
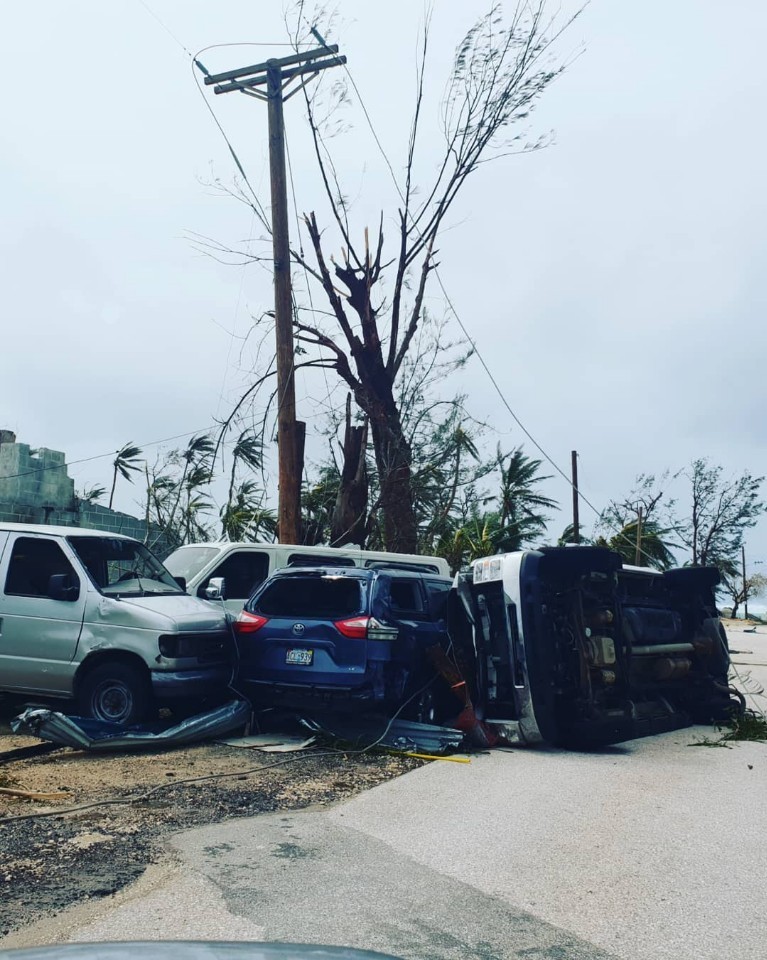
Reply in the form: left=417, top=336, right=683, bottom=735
left=0, top=706, right=421, bottom=941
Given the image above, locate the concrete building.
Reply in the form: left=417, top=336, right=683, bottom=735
left=0, top=430, right=173, bottom=556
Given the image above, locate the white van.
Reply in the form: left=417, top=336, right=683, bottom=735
left=0, top=523, right=232, bottom=724
left=164, top=541, right=451, bottom=615
left=453, top=546, right=735, bottom=746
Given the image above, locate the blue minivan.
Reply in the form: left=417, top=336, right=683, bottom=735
left=233, top=566, right=453, bottom=720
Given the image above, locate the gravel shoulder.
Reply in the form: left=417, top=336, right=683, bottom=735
left=0, top=705, right=420, bottom=942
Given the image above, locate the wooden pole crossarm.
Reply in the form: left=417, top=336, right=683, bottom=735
left=213, top=56, right=347, bottom=95
left=204, top=44, right=339, bottom=86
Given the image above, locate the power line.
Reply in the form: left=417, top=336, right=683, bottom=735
left=0, top=426, right=228, bottom=483
left=135, top=0, right=193, bottom=58
left=191, top=52, right=271, bottom=231
left=284, top=124, right=341, bottom=437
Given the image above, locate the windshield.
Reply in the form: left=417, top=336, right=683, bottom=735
left=68, top=536, right=184, bottom=597
left=164, top=546, right=220, bottom=582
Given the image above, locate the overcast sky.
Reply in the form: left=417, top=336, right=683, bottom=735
left=2, top=1, right=766, bottom=568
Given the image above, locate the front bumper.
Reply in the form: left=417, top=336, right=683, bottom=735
left=151, top=666, right=233, bottom=700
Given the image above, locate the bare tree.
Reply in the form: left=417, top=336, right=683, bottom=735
left=214, top=3, right=576, bottom=552
left=288, top=4, right=574, bottom=551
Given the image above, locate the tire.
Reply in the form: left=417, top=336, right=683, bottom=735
left=77, top=662, right=153, bottom=725
left=403, top=680, right=451, bottom=726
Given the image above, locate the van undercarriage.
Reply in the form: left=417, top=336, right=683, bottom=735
left=453, top=547, right=739, bottom=747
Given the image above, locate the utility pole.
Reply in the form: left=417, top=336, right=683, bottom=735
left=742, top=544, right=748, bottom=620
left=635, top=506, right=643, bottom=566
left=571, top=450, right=580, bottom=543
left=202, top=44, right=346, bottom=543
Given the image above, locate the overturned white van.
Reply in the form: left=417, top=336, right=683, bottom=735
left=451, top=546, right=738, bottom=747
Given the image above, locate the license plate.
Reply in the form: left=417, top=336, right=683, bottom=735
left=286, top=648, right=313, bottom=665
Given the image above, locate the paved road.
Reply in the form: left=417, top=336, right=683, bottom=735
left=7, top=627, right=767, bottom=960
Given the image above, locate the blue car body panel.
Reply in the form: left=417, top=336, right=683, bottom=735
left=235, top=566, right=452, bottom=707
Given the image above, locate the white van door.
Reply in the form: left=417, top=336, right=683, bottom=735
left=0, top=534, right=87, bottom=696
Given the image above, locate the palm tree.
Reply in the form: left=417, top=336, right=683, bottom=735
left=79, top=484, right=106, bottom=505
left=557, top=523, right=591, bottom=546
left=494, top=447, right=558, bottom=551
left=164, top=435, right=215, bottom=536
left=108, top=443, right=143, bottom=509
left=596, top=519, right=677, bottom=570
left=221, top=480, right=277, bottom=542
left=222, top=430, right=265, bottom=539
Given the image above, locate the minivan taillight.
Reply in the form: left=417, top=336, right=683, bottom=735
left=234, top=611, right=269, bottom=634
left=334, top=617, right=398, bottom=640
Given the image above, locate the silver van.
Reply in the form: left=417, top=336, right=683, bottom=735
left=164, top=542, right=451, bottom=615
left=0, top=523, right=232, bottom=724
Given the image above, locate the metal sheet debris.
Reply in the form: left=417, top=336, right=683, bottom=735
left=301, top=715, right=465, bottom=755
left=11, top=700, right=251, bottom=752
left=217, top=734, right=316, bottom=753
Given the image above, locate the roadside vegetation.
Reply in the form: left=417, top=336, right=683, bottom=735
left=690, top=709, right=767, bottom=748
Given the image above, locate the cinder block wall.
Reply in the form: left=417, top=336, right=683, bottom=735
left=0, top=433, right=175, bottom=558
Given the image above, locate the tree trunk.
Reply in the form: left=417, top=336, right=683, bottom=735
left=368, top=406, right=418, bottom=553
left=331, top=395, right=369, bottom=547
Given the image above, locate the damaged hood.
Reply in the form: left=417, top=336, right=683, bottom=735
left=95, top=592, right=229, bottom=632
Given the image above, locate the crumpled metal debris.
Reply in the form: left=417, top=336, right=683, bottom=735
left=11, top=700, right=251, bottom=752
left=217, top=733, right=316, bottom=753
left=301, top=715, right=465, bottom=755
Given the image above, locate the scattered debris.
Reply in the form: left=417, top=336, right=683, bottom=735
left=218, top=734, right=316, bottom=753
left=689, top=709, right=767, bottom=748
left=0, top=743, right=59, bottom=766
left=11, top=701, right=251, bottom=752
left=0, top=786, right=69, bottom=801
left=302, top=714, right=465, bottom=755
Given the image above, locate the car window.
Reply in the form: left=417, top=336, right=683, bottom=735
left=5, top=537, right=80, bottom=598
left=388, top=578, right=425, bottom=617
left=255, top=576, right=364, bottom=618
left=425, top=580, right=450, bottom=620
left=287, top=553, right=356, bottom=568
left=200, top=551, right=270, bottom=600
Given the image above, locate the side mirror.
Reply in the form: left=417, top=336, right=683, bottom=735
left=174, top=576, right=187, bottom=592
left=48, top=574, right=79, bottom=602
left=205, top=577, right=226, bottom=600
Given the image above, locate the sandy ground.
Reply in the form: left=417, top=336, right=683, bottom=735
left=0, top=705, right=420, bottom=940
left=1, top=620, right=764, bottom=949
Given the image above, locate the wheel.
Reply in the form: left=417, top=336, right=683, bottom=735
left=77, top=662, right=153, bottom=725
left=403, top=680, right=450, bottom=726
